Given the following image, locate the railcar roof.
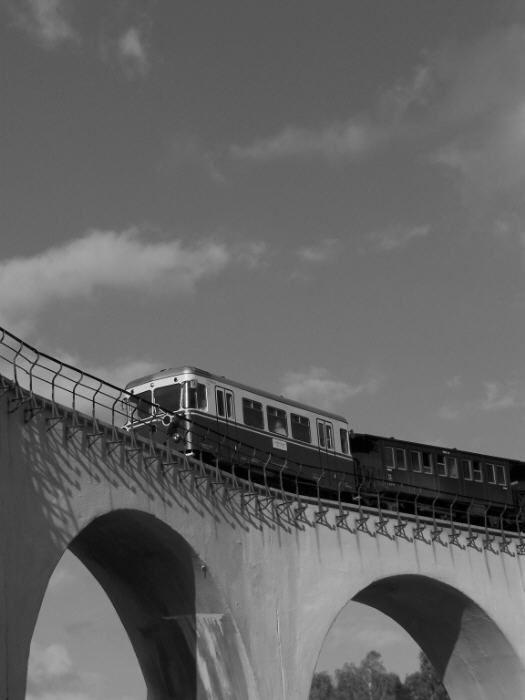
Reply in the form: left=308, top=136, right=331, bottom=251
left=354, top=432, right=524, bottom=464
left=126, top=365, right=349, bottom=423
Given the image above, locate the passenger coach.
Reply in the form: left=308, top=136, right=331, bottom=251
left=125, top=366, right=356, bottom=495
left=350, top=433, right=518, bottom=519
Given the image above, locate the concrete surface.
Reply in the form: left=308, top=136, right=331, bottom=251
left=1, top=384, right=525, bottom=699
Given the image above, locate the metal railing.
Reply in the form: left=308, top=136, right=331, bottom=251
left=0, top=325, right=523, bottom=552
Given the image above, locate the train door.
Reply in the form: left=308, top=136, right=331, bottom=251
left=316, top=418, right=335, bottom=476
left=215, top=386, right=235, bottom=463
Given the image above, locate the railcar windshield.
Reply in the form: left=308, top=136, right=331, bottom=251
left=154, top=384, right=183, bottom=412
left=128, top=390, right=152, bottom=419
left=152, top=381, right=207, bottom=411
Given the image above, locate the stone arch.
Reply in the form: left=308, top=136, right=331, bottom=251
left=353, top=574, right=525, bottom=700
left=65, top=509, right=256, bottom=700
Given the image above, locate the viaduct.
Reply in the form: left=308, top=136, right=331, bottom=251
left=1, top=329, right=525, bottom=699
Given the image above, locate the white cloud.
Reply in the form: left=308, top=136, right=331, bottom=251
left=230, top=120, right=382, bottom=162
left=10, top=0, right=77, bottom=48
left=229, top=22, right=525, bottom=193
left=437, top=404, right=462, bottom=421
left=166, top=135, right=226, bottom=184
left=117, top=27, right=150, bottom=78
left=297, top=238, right=338, bottom=264
left=446, top=375, right=462, bottom=389
left=426, top=26, right=525, bottom=198
left=380, top=63, right=433, bottom=121
left=366, top=225, right=430, bottom=253
left=438, top=379, right=522, bottom=421
left=26, top=643, right=82, bottom=697
left=282, top=367, right=380, bottom=411
left=46, top=565, right=75, bottom=592
left=233, top=240, right=267, bottom=268
left=481, top=381, right=519, bottom=411
left=0, top=229, right=231, bottom=330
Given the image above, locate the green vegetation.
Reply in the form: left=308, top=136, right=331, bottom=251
left=309, top=650, right=450, bottom=700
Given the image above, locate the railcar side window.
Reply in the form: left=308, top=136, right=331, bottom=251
left=436, top=453, right=447, bottom=477
left=326, top=424, right=334, bottom=449
left=226, top=392, right=234, bottom=419
left=340, top=429, right=349, bottom=454
left=291, top=414, right=311, bottom=443
left=446, top=456, right=458, bottom=478
left=129, top=390, right=151, bottom=419
left=155, top=385, right=182, bottom=412
left=383, top=446, right=394, bottom=470
left=317, top=421, right=334, bottom=449
left=267, top=406, right=288, bottom=436
left=461, top=459, right=473, bottom=481
left=243, top=398, right=264, bottom=429
left=184, top=381, right=207, bottom=410
left=216, top=389, right=225, bottom=417
left=496, top=464, right=506, bottom=486
left=410, top=450, right=422, bottom=472
left=472, top=460, right=483, bottom=482
left=395, top=448, right=407, bottom=470
left=216, top=388, right=234, bottom=419
left=422, top=451, right=433, bottom=474
left=486, top=462, right=496, bottom=484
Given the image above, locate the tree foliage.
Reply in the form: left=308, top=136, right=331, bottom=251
left=309, top=670, right=336, bottom=700
left=403, top=652, right=450, bottom=700
left=310, top=650, right=449, bottom=700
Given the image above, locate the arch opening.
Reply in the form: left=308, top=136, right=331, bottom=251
left=28, top=549, right=146, bottom=699
left=354, top=575, right=525, bottom=699
left=310, top=574, right=525, bottom=700
left=29, top=509, right=256, bottom=700
left=309, top=599, right=425, bottom=700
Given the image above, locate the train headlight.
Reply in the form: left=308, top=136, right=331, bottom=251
left=161, top=413, right=174, bottom=427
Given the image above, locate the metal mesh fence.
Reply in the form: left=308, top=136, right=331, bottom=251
left=0, top=325, right=521, bottom=544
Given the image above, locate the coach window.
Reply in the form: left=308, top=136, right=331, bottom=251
left=486, top=462, right=496, bottom=485
left=496, top=464, right=507, bottom=487
left=243, top=398, right=264, bottom=429
left=436, top=453, right=447, bottom=477
left=216, top=389, right=225, bottom=417
left=291, top=414, right=311, bottom=443
left=326, top=424, right=334, bottom=449
left=422, top=451, right=433, bottom=474
left=317, top=421, right=334, bottom=450
left=226, top=392, right=234, bottom=419
left=410, top=450, right=422, bottom=472
left=216, top=388, right=234, bottom=420
left=340, top=429, right=349, bottom=454
left=395, top=448, right=407, bottom=470
left=446, top=456, right=458, bottom=478
left=383, top=446, right=394, bottom=470
left=267, top=406, right=288, bottom=436
left=461, top=459, right=473, bottom=481
left=184, top=381, right=207, bottom=410
left=472, top=460, right=483, bottom=483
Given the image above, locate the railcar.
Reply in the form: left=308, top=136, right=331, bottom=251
left=124, top=366, right=357, bottom=496
left=350, top=433, right=523, bottom=525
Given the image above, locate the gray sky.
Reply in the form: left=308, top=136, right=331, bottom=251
left=3, top=0, right=525, bottom=697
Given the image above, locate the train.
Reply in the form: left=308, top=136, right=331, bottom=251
left=124, top=366, right=525, bottom=528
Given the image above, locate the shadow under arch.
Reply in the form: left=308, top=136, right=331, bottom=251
left=68, top=508, right=255, bottom=700
left=353, top=574, right=525, bottom=700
